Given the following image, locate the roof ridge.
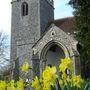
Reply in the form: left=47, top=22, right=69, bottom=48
left=54, top=16, right=74, bottom=21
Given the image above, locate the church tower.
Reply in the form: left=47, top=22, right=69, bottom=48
left=10, top=0, right=54, bottom=78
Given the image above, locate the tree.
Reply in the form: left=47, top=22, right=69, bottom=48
left=69, top=0, right=90, bottom=78
left=0, top=32, right=8, bottom=59
left=0, top=32, right=10, bottom=79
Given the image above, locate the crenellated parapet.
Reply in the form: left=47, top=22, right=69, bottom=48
left=47, top=0, right=54, bottom=6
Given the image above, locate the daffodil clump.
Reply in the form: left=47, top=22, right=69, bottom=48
left=0, top=61, right=31, bottom=90
left=31, top=66, right=58, bottom=90
left=0, top=80, right=6, bottom=90
left=31, top=57, right=85, bottom=90
left=0, top=58, right=89, bottom=90
left=58, top=58, right=84, bottom=89
left=0, top=78, right=24, bottom=90
left=59, top=58, right=73, bottom=85
left=71, top=75, right=84, bottom=88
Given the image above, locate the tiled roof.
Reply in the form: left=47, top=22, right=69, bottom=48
left=46, top=17, right=76, bottom=34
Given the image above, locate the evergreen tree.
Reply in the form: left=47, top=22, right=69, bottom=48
left=69, top=0, right=90, bottom=78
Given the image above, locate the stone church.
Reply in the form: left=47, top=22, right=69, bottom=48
left=11, top=0, right=81, bottom=79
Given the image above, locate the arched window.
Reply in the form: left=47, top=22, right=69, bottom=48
left=22, top=2, right=28, bottom=16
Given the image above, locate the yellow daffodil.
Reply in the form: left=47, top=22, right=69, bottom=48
left=20, top=62, right=31, bottom=73
left=31, top=76, right=41, bottom=90
left=42, top=82, right=52, bottom=90
left=0, top=80, right=6, bottom=90
left=42, top=66, right=58, bottom=90
left=16, top=78, right=24, bottom=90
left=59, top=58, right=73, bottom=86
left=71, top=75, right=84, bottom=88
left=59, top=57, right=73, bottom=73
left=43, top=66, right=58, bottom=82
left=7, top=80, right=16, bottom=90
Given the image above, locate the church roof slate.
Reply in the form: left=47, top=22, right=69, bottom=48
left=46, top=17, right=76, bottom=34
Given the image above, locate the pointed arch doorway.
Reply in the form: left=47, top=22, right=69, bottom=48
left=40, top=41, right=69, bottom=73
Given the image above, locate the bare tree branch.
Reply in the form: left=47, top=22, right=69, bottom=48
left=0, top=32, right=8, bottom=59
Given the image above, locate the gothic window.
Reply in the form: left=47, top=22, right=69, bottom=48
left=22, top=2, right=28, bottom=16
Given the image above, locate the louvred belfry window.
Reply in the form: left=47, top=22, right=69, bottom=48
left=22, top=2, right=28, bottom=16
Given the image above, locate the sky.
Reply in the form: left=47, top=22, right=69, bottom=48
left=0, top=0, right=73, bottom=39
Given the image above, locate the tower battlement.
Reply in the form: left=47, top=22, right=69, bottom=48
left=47, top=0, right=54, bottom=6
